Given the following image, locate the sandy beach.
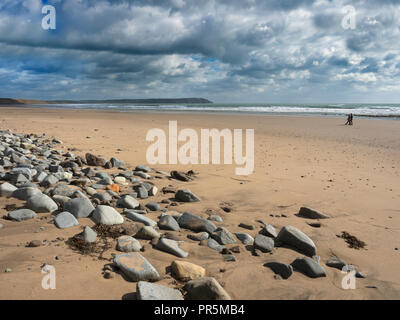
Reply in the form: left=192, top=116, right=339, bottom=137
left=0, top=107, right=399, bottom=300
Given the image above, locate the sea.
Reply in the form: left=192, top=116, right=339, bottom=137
left=23, top=103, right=400, bottom=119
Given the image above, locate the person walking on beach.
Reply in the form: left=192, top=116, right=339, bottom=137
left=345, top=113, right=354, bottom=126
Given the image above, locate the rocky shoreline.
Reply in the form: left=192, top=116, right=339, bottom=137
left=0, top=129, right=367, bottom=300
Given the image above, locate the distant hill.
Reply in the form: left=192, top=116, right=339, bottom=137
left=0, top=98, right=23, bottom=105
left=0, top=97, right=213, bottom=105
left=47, top=98, right=213, bottom=104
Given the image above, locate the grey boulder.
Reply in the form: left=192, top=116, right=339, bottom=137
left=175, top=189, right=201, bottom=202
left=54, top=211, right=79, bottom=229
left=117, top=195, right=139, bottom=209
left=27, top=194, right=58, bottom=213
left=264, top=262, right=293, bottom=279
left=136, top=281, right=183, bottom=300
left=0, top=182, right=17, bottom=197
left=234, top=233, right=254, bottom=245
left=178, top=212, right=216, bottom=233
left=158, top=215, right=180, bottom=231
left=92, top=205, right=124, bottom=225
left=183, top=277, right=231, bottom=300
left=291, top=257, right=326, bottom=278
left=8, top=209, right=37, bottom=222
left=114, top=253, right=159, bottom=282
left=298, top=207, right=330, bottom=219
left=155, top=238, right=189, bottom=258
left=276, top=226, right=317, bottom=257
left=117, top=236, right=142, bottom=252
left=254, top=234, right=274, bottom=253
left=211, top=227, right=236, bottom=245
left=12, top=187, right=41, bottom=200
left=125, top=210, right=157, bottom=227
left=65, top=198, right=95, bottom=218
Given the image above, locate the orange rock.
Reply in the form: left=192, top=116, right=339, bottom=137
left=107, top=184, right=120, bottom=193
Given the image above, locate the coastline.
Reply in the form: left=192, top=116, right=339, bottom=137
left=0, top=107, right=399, bottom=299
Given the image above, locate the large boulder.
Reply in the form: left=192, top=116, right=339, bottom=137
left=92, top=205, right=124, bottom=225
left=125, top=210, right=157, bottom=227
left=12, top=187, right=41, bottom=201
left=85, top=153, right=107, bottom=167
left=276, top=226, right=317, bottom=257
left=113, top=253, right=159, bottom=282
left=298, top=207, right=330, bottom=219
left=64, top=198, right=95, bottom=218
left=0, top=182, right=17, bottom=197
left=171, top=261, right=206, bottom=281
left=136, top=281, right=183, bottom=300
left=27, top=194, right=58, bottom=213
left=264, top=262, right=293, bottom=279
left=54, top=211, right=79, bottom=229
left=8, top=209, right=37, bottom=222
left=158, top=215, right=180, bottom=231
left=291, top=257, right=326, bottom=278
left=117, top=236, right=142, bottom=252
left=175, top=189, right=200, bottom=202
left=178, top=212, right=216, bottom=233
left=117, top=195, right=139, bottom=209
left=183, top=277, right=231, bottom=300
left=254, top=234, right=274, bottom=253
left=211, top=227, right=237, bottom=245
left=155, top=238, right=189, bottom=258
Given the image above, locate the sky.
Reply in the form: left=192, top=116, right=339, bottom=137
left=0, top=0, right=400, bottom=103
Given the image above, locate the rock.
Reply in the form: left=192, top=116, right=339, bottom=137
left=134, top=172, right=151, bottom=179
left=125, top=210, right=157, bottom=227
left=291, top=257, right=326, bottom=278
left=117, top=236, right=142, bottom=252
left=27, top=194, right=58, bottom=213
left=40, top=174, right=59, bottom=188
left=146, top=202, right=160, bottom=211
left=149, top=186, right=158, bottom=196
left=211, top=227, right=236, bottom=245
left=83, top=226, right=97, bottom=243
left=117, top=195, right=140, bottom=209
left=183, top=277, right=231, bottom=300
left=234, top=233, right=254, bottom=245
left=188, top=232, right=209, bottom=241
left=85, top=153, right=107, bottom=167
left=135, top=165, right=151, bottom=173
left=264, top=262, right=293, bottom=279
left=33, top=171, right=48, bottom=183
left=65, top=198, right=95, bottom=218
left=158, top=215, right=180, bottom=231
left=92, top=205, right=124, bottom=225
left=298, top=207, right=330, bottom=219
left=155, top=238, right=189, bottom=258
left=178, top=212, right=216, bottom=233
left=51, top=184, right=76, bottom=198
left=276, top=226, right=317, bottom=257
left=8, top=209, right=37, bottom=222
left=0, top=182, right=17, bottom=197
left=208, top=215, right=223, bottom=222
left=92, top=192, right=113, bottom=203
left=136, top=281, right=183, bottom=300
left=110, top=157, right=124, bottom=168
left=207, top=238, right=225, bottom=252
left=27, top=240, right=41, bottom=247
left=113, top=253, right=159, bottom=282
left=104, top=270, right=114, bottom=279
left=171, top=170, right=193, bottom=182
left=135, top=185, right=149, bottom=199
left=114, top=176, right=126, bottom=185
left=171, top=260, right=206, bottom=281
left=54, top=211, right=79, bottom=229
left=11, top=187, right=41, bottom=201
left=254, top=234, right=274, bottom=253
left=0, top=223, right=3, bottom=229
left=175, top=189, right=200, bottom=202
left=135, top=226, right=160, bottom=240
left=52, top=195, right=71, bottom=208
left=260, top=224, right=277, bottom=238
left=326, top=257, right=347, bottom=270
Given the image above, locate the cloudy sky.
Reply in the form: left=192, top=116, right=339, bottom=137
left=0, top=0, right=399, bottom=103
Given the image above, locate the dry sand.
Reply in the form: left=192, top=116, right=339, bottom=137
left=0, top=107, right=399, bottom=300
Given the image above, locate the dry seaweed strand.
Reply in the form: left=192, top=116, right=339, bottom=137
left=339, top=231, right=366, bottom=249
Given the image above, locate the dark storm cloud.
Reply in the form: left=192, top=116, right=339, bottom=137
left=0, top=0, right=400, bottom=102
